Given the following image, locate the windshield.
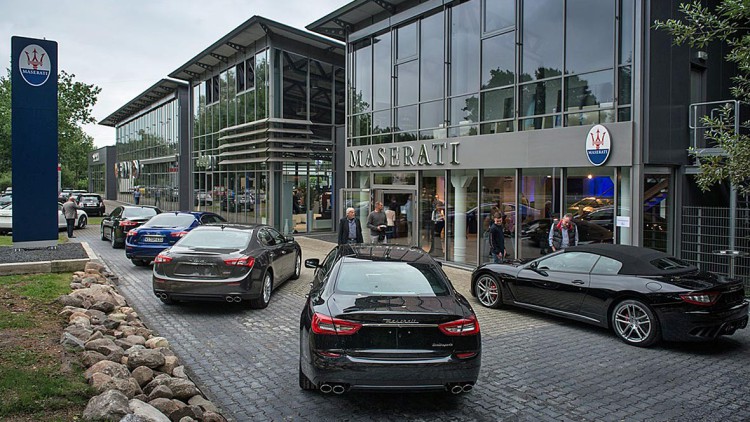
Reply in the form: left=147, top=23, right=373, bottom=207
left=122, top=207, right=158, bottom=218
left=335, top=261, right=450, bottom=296
left=177, top=229, right=252, bottom=249
left=143, top=214, right=195, bottom=228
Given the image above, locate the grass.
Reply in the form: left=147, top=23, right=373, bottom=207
left=0, top=272, right=92, bottom=420
left=0, top=233, right=70, bottom=247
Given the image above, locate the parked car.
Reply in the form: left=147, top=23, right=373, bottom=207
left=125, top=211, right=226, bottom=266
left=152, top=224, right=302, bottom=307
left=0, top=204, right=12, bottom=234
left=567, top=196, right=613, bottom=217
left=299, top=244, right=481, bottom=394
left=75, top=193, right=106, bottom=217
left=471, top=244, right=748, bottom=347
left=221, top=193, right=255, bottom=213
left=101, top=206, right=161, bottom=248
left=520, top=217, right=614, bottom=250
left=194, top=190, right=213, bottom=206
left=0, top=194, right=11, bottom=207
left=58, top=203, right=88, bottom=230
left=59, top=189, right=86, bottom=203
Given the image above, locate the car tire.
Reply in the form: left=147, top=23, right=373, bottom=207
left=299, top=364, right=316, bottom=391
left=111, top=228, right=121, bottom=249
left=611, top=299, right=661, bottom=347
left=159, top=295, right=175, bottom=305
left=132, top=259, right=147, bottom=267
left=249, top=272, right=273, bottom=309
left=290, top=252, right=302, bottom=280
left=77, top=215, right=87, bottom=229
left=474, top=273, right=503, bottom=309
left=100, top=225, right=107, bottom=241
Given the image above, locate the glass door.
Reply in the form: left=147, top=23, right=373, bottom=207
left=340, top=188, right=371, bottom=241
left=374, top=190, right=418, bottom=246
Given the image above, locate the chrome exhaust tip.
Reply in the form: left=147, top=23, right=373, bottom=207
left=319, top=383, right=332, bottom=394
left=450, top=384, right=463, bottom=395
left=462, top=383, right=473, bottom=393
left=225, top=296, right=234, bottom=303
left=332, top=384, right=346, bottom=395
left=234, top=296, right=242, bottom=302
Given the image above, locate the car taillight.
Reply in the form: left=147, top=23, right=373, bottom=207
left=439, top=316, right=480, bottom=336
left=120, top=220, right=138, bottom=228
left=455, top=352, right=478, bottom=359
left=170, top=231, right=189, bottom=238
left=223, top=256, right=255, bottom=268
left=127, top=229, right=138, bottom=237
left=154, top=254, right=172, bottom=264
left=311, top=313, right=362, bottom=335
left=680, top=291, right=720, bottom=306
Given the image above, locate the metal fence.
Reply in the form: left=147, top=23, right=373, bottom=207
left=681, top=206, right=750, bottom=292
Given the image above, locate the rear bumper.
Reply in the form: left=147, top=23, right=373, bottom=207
left=125, top=243, right=168, bottom=259
left=659, top=301, right=749, bottom=342
left=152, top=275, right=260, bottom=302
left=304, top=352, right=481, bottom=391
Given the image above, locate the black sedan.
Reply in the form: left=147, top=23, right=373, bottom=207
left=101, top=205, right=161, bottom=248
left=300, top=245, right=481, bottom=394
left=152, top=224, right=301, bottom=308
left=471, top=244, right=748, bottom=347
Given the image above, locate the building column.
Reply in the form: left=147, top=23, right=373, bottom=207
left=451, top=174, right=474, bottom=263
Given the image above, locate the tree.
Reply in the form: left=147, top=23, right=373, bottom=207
left=0, top=70, right=101, bottom=191
left=654, top=0, right=750, bottom=194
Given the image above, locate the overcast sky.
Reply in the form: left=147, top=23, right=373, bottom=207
left=1, top=0, right=349, bottom=147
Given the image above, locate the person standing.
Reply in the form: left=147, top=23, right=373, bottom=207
left=366, top=201, right=388, bottom=244
left=133, top=188, right=141, bottom=205
left=489, top=214, right=506, bottom=263
left=548, top=213, right=579, bottom=252
left=62, top=196, right=81, bottom=239
left=404, top=195, right=413, bottom=239
left=338, top=207, right=363, bottom=245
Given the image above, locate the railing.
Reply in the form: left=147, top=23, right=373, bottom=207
left=689, top=100, right=749, bottom=156
left=681, top=206, right=750, bottom=293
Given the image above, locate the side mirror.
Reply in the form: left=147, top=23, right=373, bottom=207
left=284, top=235, right=294, bottom=243
left=305, top=258, right=320, bottom=269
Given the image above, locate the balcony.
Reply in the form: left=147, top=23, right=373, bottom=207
left=689, top=100, right=750, bottom=162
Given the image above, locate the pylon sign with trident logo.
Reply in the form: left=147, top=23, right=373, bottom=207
left=11, top=36, right=59, bottom=246
left=585, top=124, right=611, bottom=166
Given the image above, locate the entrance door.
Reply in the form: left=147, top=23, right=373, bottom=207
left=340, top=188, right=371, bottom=241
left=374, top=190, right=417, bottom=246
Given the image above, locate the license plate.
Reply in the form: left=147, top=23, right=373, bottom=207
left=144, top=236, right=164, bottom=243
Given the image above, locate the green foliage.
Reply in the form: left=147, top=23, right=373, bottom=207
left=0, top=273, right=71, bottom=301
left=654, top=0, right=750, bottom=194
left=0, top=69, right=101, bottom=191
left=0, top=307, right=34, bottom=329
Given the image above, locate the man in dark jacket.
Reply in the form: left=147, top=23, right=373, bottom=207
left=367, top=201, right=388, bottom=244
left=338, top=207, right=364, bottom=245
left=548, top=213, right=579, bottom=252
left=62, top=196, right=81, bottom=239
left=488, top=214, right=506, bottom=263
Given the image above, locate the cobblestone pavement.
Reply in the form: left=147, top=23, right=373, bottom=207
left=72, top=215, right=750, bottom=422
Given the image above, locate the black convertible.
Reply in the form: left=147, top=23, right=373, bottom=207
left=471, top=244, right=748, bottom=347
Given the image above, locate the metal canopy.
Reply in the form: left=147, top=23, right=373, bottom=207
left=307, top=0, right=410, bottom=40
left=169, top=15, right=344, bottom=82
left=99, top=79, right=187, bottom=127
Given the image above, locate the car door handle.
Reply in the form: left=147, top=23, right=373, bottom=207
left=572, top=280, right=585, bottom=285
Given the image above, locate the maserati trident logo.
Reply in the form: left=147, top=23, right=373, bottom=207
left=19, top=44, right=51, bottom=86
left=585, top=124, right=611, bottom=166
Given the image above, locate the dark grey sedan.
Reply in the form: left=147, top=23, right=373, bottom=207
left=152, top=224, right=302, bottom=308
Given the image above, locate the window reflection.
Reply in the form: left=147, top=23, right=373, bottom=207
left=521, top=0, right=563, bottom=82
left=484, top=0, right=515, bottom=33
left=481, top=33, right=515, bottom=89
left=450, top=0, right=480, bottom=96
left=565, top=0, right=615, bottom=74
left=420, top=12, right=444, bottom=101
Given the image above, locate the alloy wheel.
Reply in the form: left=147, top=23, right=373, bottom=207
left=291, top=253, right=302, bottom=280
left=612, top=299, right=659, bottom=347
left=475, top=274, right=502, bottom=308
left=77, top=215, right=87, bottom=229
left=111, top=228, right=117, bottom=248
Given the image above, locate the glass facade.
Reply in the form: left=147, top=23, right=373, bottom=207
left=90, top=164, right=106, bottom=194
left=115, top=97, right=181, bottom=210
left=347, top=0, right=632, bottom=146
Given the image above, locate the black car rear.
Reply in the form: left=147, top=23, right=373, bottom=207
left=76, top=193, right=105, bottom=216
left=300, top=245, right=481, bottom=394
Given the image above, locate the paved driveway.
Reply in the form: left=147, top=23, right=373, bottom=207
left=73, top=222, right=750, bottom=422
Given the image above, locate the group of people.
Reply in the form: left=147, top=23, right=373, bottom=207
left=336, top=201, right=389, bottom=245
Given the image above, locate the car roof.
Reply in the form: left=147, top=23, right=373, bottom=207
left=121, top=205, right=160, bottom=210
left=339, top=244, right=438, bottom=265
left=563, top=244, right=697, bottom=275
left=197, top=223, right=261, bottom=231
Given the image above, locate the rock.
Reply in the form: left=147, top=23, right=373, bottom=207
left=84, top=360, right=130, bottom=381
left=90, top=373, right=142, bottom=398
left=104, top=318, right=122, bottom=330
left=148, top=398, right=182, bottom=417
left=154, top=347, right=175, bottom=358
left=81, top=350, right=108, bottom=367
left=133, top=393, right=149, bottom=402
left=109, top=312, right=128, bottom=322
left=119, top=414, right=146, bottom=422
left=158, top=356, right=179, bottom=375
left=70, top=284, right=127, bottom=309
left=169, top=405, right=203, bottom=422
left=148, top=384, right=174, bottom=401
left=145, top=337, right=169, bottom=349
left=65, top=324, right=93, bottom=341
left=91, top=300, right=116, bottom=313
left=85, top=261, right=106, bottom=272
left=188, top=395, right=219, bottom=414
left=172, top=366, right=188, bottom=379
left=87, top=330, right=104, bottom=342
left=70, top=282, right=84, bottom=290
left=60, top=332, right=85, bottom=351
left=178, top=417, right=197, bottom=422
left=166, top=379, right=200, bottom=401
left=132, top=366, right=155, bottom=387
left=127, top=335, right=147, bottom=346
left=85, top=309, right=107, bottom=325
left=84, top=338, right=125, bottom=363
left=70, top=316, right=92, bottom=329
left=129, top=399, right=171, bottom=422
left=115, top=338, right=135, bottom=350
left=202, top=412, right=228, bottom=422
left=59, top=305, right=87, bottom=318
left=128, top=348, right=166, bottom=370
left=82, top=389, right=130, bottom=421
left=82, top=276, right=99, bottom=287
left=126, top=345, right=146, bottom=355
left=57, top=294, right=83, bottom=308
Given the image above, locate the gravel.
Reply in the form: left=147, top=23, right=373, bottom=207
left=0, top=243, right=88, bottom=264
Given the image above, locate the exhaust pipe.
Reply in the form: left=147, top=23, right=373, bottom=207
left=225, top=296, right=234, bottom=303
left=450, top=384, right=463, bottom=395
left=234, top=296, right=242, bottom=303
left=462, top=383, right=473, bottom=393
left=332, top=384, right=346, bottom=395
left=319, top=384, right=332, bottom=394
